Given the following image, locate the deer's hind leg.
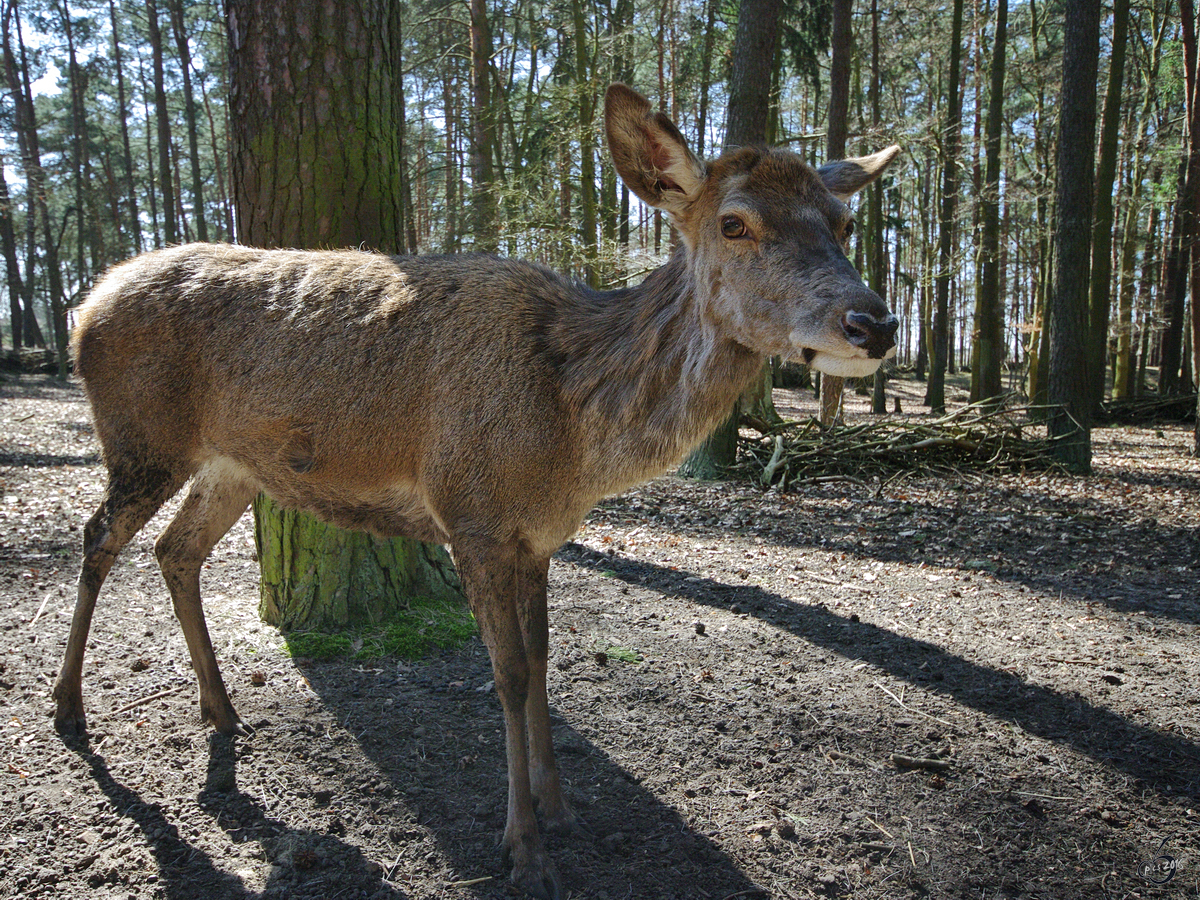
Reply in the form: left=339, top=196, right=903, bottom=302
left=517, top=554, right=583, bottom=837
left=54, top=461, right=188, bottom=737
left=153, top=459, right=258, bottom=736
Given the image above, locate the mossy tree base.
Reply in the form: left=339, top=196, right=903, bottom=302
left=677, top=409, right=739, bottom=479
left=253, top=494, right=464, bottom=632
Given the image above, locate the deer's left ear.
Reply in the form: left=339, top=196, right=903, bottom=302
left=605, top=83, right=706, bottom=218
left=818, top=145, right=901, bottom=202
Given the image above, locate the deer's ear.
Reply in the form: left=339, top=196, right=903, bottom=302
left=605, top=84, right=706, bottom=217
left=818, top=145, right=901, bottom=202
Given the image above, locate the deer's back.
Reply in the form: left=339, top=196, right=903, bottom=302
left=75, top=244, right=596, bottom=549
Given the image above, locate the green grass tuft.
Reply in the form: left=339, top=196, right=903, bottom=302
left=598, top=643, right=642, bottom=664
left=284, top=596, right=476, bottom=661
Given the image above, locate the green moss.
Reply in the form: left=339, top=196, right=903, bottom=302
left=283, top=595, right=477, bottom=662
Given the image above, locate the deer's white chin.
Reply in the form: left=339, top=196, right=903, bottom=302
left=801, top=350, right=886, bottom=378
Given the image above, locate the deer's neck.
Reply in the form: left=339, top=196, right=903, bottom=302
left=548, top=248, right=763, bottom=481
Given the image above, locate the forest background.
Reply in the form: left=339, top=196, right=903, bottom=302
left=0, top=0, right=1196, bottom=446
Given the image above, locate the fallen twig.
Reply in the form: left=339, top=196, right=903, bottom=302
left=872, top=681, right=953, bottom=727
left=891, top=753, right=952, bottom=772
left=29, top=595, right=52, bottom=627
left=446, top=876, right=493, bottom=888
left=864, top=814, right=895, bottom=839
left=115, top=685, right=189, bottom=713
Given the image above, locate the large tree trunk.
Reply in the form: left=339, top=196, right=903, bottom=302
left=1047, top=0, right=1099, bottom=473
left=1183, top=0, right=1200, bottom=451
left=228, top=0, right=464, bottom=631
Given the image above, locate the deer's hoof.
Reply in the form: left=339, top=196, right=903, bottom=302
left=203, top=702, right=255, bottom=738
left=510, top=858, right=562, bottom=900
left=52, top=689, right=88, bottom=739
left=541, top=804, right=593, bottom=840
left=502, top=834, right=562, bottom=900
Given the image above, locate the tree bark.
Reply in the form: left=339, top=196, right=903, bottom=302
left=0, top=154, right=22, bottom=350
left=227, top=0, right=463, bottom=630
left=927, top=0, right=965, bottom=414
left=59, top=1, right=88, bottom=291
left=107, top=0, right=142, bottom=252
left=168, top=0, right=208, bottom=242
left=868, top=0, right=887, bottom=414
left=970, top=0, right=1007, bottom=406
left=571, top=0, right=598, bottom=286
left=724, top=0, right=785, bottom=148
left=468, top=0, right=498, bottom=250
left=1047, top=0, right=1099, bottom=473
left=4, top=3, right=64, bottom=368
left=146, top=0, right=177, bottom=245
left=1183, top=0, right=1200, bottom=450
left=1085, top=0, right=1129, bottom=412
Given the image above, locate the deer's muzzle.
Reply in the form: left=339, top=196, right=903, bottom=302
left=841, top=311, right=899, bottom=359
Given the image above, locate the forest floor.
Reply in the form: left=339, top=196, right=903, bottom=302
left=2, top=372, right=1199, bottom=900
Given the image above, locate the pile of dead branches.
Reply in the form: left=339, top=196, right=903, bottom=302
left=1097, top=394, right=1197, bottom=425
left=735, top=404, right=1071, bottom=488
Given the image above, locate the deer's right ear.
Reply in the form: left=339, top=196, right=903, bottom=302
left=605, top=84, right=706, bottom=218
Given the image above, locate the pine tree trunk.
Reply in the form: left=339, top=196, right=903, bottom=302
left=1047, top=0, right=1099, bottom=473
left=971, top=0, right=1007, bottom=406
left=169, top=0, right=208, bottom=242
left=254, top=496, right=462, bottom=631
left=4, top=6, right=65, bottom=370
left=228, top=0, right=464, bottom=631
left=107, top=0, right=142, bottom=252
left=146, top=0, right=176, bottom=245
left=0, top=158, right=23, bottom=350
left=928, top=0, right=964, bottom=415
left=1085, top=0, right=1129, bottom=412
left=572, top=0, right=599, bottom=286
left=468, top=0, right=498, bottom=250
left=868, top=0, right=887, bottom=415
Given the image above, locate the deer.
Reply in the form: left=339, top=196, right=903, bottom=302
left=52, top=84, right=899, bottom=900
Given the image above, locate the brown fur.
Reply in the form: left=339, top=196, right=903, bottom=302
left=53, top=84, right=899, bottom=900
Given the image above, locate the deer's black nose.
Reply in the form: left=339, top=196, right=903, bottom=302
left=842, top=311, right=899, bottom=359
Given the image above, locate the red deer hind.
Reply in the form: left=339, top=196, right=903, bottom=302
left=53, top=85, right=899, bottom=899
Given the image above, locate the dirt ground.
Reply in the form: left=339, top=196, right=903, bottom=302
left=2, top=373, right=1199, bottom=900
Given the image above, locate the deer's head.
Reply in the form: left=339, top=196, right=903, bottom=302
left=606, top=84, right=899, bottom=379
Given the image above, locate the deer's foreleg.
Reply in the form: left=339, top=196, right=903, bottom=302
left=454, top=538, right=561, bottom=900
left=154, top=464, right=257, bottom=736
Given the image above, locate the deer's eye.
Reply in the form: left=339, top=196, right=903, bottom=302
left=721, top=216, right=747, bottom=239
